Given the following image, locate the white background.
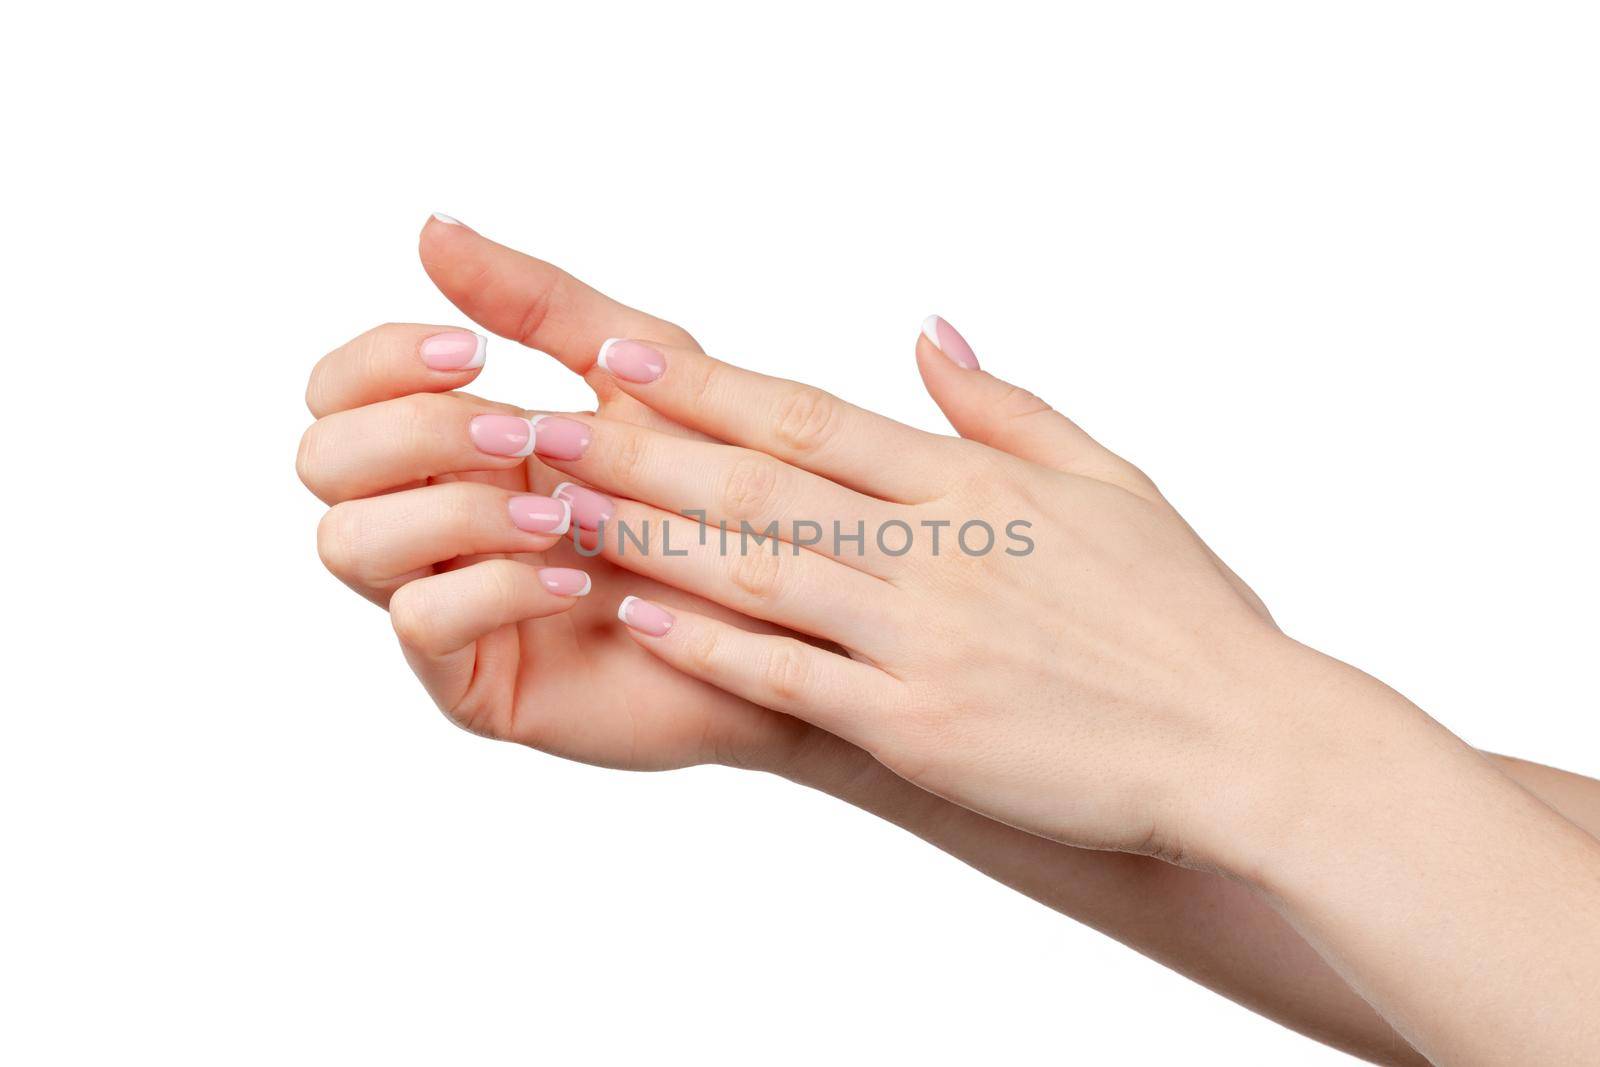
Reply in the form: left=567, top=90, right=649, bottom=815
left=3, top=2, right=1596, bottom=1063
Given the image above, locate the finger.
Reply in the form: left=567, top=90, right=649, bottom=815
left=307, top=323, right=488, bottom=419
left=549, top=486, right=905, bottom=658
left=914, top=316, right=1155, bottom=495
left=317, top=481, right=572, bottom=606
left=390, top=558, right=589, bottom=710
left=917, top=319, right=1275, bottom=622
left=296, top=392, right=538, bottom=504
left=537, top=416, right=908, bottom=576
left=614, top=596, right=902, bottom=746
left=589, top=338, right=962, bottom=502
left=419, top=215, right=696, bottom=375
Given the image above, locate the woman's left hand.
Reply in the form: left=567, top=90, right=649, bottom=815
left=529, top=324, right=1389, bottom=874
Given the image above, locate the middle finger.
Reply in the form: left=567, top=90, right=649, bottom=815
left=535, top=416, right=910, bottom=578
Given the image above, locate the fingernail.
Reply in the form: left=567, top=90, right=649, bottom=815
left=432, top=212, right=464, bottom=226
left=539, top=567, right=592, bottom=597
left=470, top=415, right=536, bottom=457
left=508, top=494, right=571, bottom=535
left=921, top=315, right=980, bottom=369
left=528, top=415, right=592, bottom=460
left=420, top=330, right=486, bottom=371
left=618, top=595, right=674, bottom=636
left=597, top=338, right=666, bottom=383
left=553, top=482, right=616, bottom=530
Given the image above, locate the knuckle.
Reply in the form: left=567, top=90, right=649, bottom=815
left=607, top=427, right=651, bottom=485
left=480, top=560, right=525, bottom=620
left=728, top=545, right=785, bottom=604
left=719, top=454, right=780, bottom=520
left=434, top=482, right=484, bottom=538
left=995, top=383, right=1054, bottom=422
left=316, top=504, right=363, bottom=579
left=388, top=586, right=434, bottom=652
left=1118, top=460, right=1160, bottom=496
left=304, top=363, right=330, bottom=416
left=771, top=386, right=840, bottom=454
left=684, top=358, right=724, bottom=409
left=682, top=624, right=725, bottom=677
left=295, top=423, right=325, bottom=496
left=760, top=641, right=811, bottom=704
left=390, top=393, right=445, bottom=453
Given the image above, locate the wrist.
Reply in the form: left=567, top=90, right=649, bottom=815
left=1190, top=639, right=1472, bottom=887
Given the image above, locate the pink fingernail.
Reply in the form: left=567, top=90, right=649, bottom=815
left=553, top=482, right=616, bottom=530
left=470, top=414, right=536, bottom=457
left=597, top=338, right=666, bottom=383
left=508, top=494, right=571, bottom=534
left=420, top=330, right=486, bottom=371
left=618, top=595, right=674, bottom=636
left=539, top=567, right=592, bottom=597
left=921, top=315, right=980, bottom=370
left=529, top=416, right=592, bottom=460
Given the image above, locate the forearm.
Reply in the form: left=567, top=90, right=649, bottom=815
left=781, top=730, right=1428, bottom=1066
left=781, top=720, right=1600, bottom=1067
left=1235, top=656, right=1600, bottom=1066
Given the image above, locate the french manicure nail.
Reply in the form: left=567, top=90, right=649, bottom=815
left=539, top=567, right=592, bottom=597
left=618, top=595, right=674, bottom=636
left=470, top=415, right=536, bottom=457
left=508, top=494, right=571, bottom=535
left=432, top=212, right=464, bottom=226
left=597, top=338, right=666, bottom=383
left=528, top=416, right=592, bottom=460
left=420, top=330, right=486, bottom=371
left=552, top=482, right=616, bottom=530
left=921, top=315, right=980, bottom=370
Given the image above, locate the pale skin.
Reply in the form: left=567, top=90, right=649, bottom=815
left=298, top=217, right=1600, bottom=1066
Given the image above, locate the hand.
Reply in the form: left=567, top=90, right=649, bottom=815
left=295, top=218, right=823, bottom=771
left=524, top=325, right=1380, bottom=871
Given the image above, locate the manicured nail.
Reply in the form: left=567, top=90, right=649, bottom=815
left=470, top=415, right=536, bottom=457
left=420, top=330, right=486, bottom=371
left=432, top=212, right=464, bottom=226
left=508, top=494, right=571, bottom=535
left=528, top=416, right=592, bottom=460
left=539, top=567, right=592, bottom=597
left=597, top=338, right=666, bottom=383
left=618, top=595, right=674, bottom=636
left=921, top=315, right=980, bottom=369
left=553, top=482, right=616, bottom=530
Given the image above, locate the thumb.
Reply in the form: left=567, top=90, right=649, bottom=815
left=917, top=317, right=1274, bottom=623
left=915, top=316, right=1132, bottom=485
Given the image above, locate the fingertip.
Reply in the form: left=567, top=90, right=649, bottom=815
left=536, top=567, right=593, bottom=599
left=919, top=314, right=981, bottom=370
left=617, top=594, right=676, bottom=637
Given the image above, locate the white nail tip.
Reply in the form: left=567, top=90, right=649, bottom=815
left=921, top=315, right=943, bottom=348
left=574, top=572, right=593, bottom=597
left=463, top=332, right=487, bottom=369
left=432, top=213, right=463, bottom=226
left=617, top=595, right=640, bottom=624
left=552, top=481, right=576, bottom=498
left=511, top=417, right=539, bottom=459
left=550, top=498, right=572, bottom=536
left=596, top=337, right=622, bottom=372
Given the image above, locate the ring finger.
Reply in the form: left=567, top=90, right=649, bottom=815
left=317, top=480, right=577, bottom=605
left=552, top=483, right=906, bottom=659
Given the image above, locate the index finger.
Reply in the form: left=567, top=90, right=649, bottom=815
left=306, top=322, right=487, bottom=418
left=592, top=338, right=968, bottom=503
left=419, top=215, right=699, bottom=373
